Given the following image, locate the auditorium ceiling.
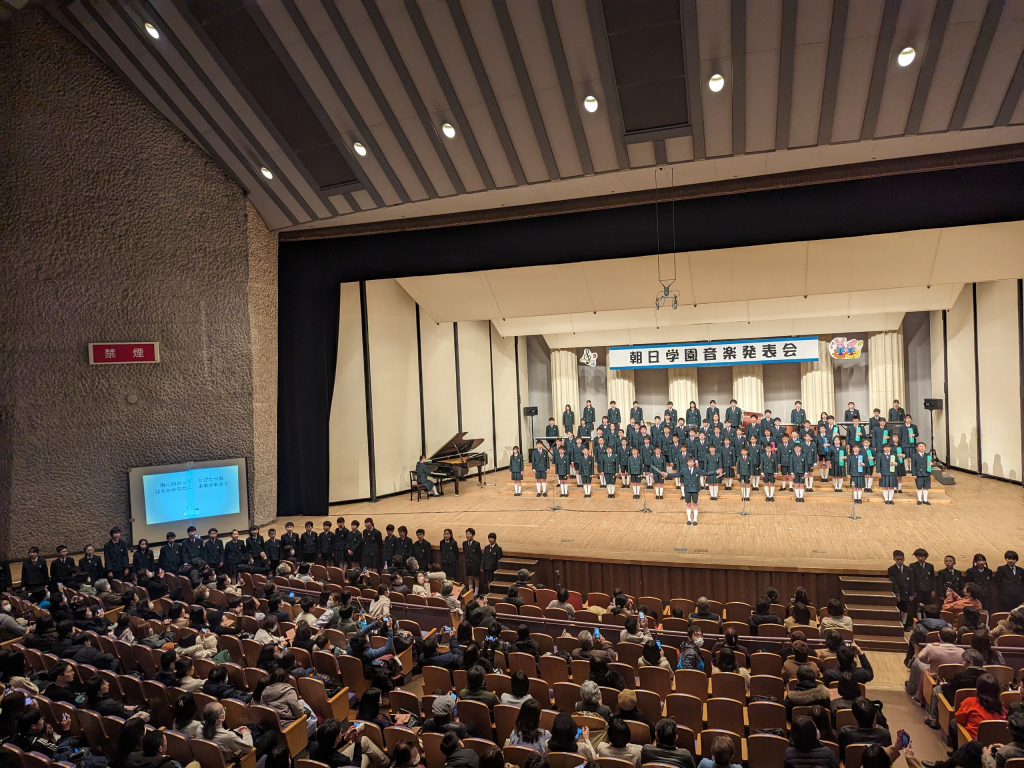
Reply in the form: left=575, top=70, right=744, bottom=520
left=48, top=0, right=1024, bottom=233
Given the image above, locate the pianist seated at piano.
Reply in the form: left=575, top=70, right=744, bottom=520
left=415, top=455, right=441, bottom=497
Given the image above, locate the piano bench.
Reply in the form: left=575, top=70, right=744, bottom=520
left=409, top=472, right=427, bottom=501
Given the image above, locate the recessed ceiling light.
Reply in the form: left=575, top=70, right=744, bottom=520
left=144, top=22, right=159, bottom=39
left=260, top=167, right=273, bottom=180
left=708, top=74, right=724, bottom=92
left=897, top=46, right=916, bottom=66
left=442, top=122, right=456, bottom=139
left=353, top=142, right=367, bottom=156
left=584, top=95, right=599, bottom=113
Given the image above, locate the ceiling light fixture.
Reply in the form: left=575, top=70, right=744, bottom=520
left=353, top=142, right=367, bottom=156
left=442, top=122, right=456, bottom=139
left=584, top=95, right=599, bottom=113
left=708, top=74, right=724, bottom=92
left=260, top=167, right=273, bottom=180
left=897, top=47, right=916, bottom=66
left=144, top=22, right=159, bottom=39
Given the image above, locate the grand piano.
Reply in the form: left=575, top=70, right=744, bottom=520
left=423, top=432, right=489, bottom=496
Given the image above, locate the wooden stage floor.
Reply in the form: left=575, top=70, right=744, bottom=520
left=281, top=469, right=1024, bottom=574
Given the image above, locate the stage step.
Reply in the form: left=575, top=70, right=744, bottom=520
left=495, top=568, right=534, bottom=579
left=847, top=604, right=901, bottom=621
left=850, top=618, right=906, bottom=637
left=499, top=557, right=538, bottom=569
left=854, top=635, right=909, bottom=652
left=839, top=575, right=892, bottom=591
left=841, top=590, right=898, bottom=607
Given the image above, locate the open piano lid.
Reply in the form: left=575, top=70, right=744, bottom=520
left=429, top=432, right=485, bottom=459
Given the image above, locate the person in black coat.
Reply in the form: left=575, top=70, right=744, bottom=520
left=362, top=518, right=383, bottom=571
left=280, top=522, right=300, bottom=557
left=440, top=529, right=459, bottom=580
left=158, top=533, right=183, bottom=573
left=49, top=546, right=75, bottom=590
left=463, top=529, right=483, bottom=594
left=995, top=551, right=1024, bottom=612
left=202, top=529, right=224, bottom=573
left=345, top=521, right=363, bottom=570
left=909, top=548, right=935, bottom=619
left=224, top=530, right=247, bottom=578
left=888, top=550, right=915, bottom=630
left=104, top=527, right=131, bottom=580
left=481, top=534, right=503, bottom=593
left=133, top=540, right=155, bottom=578
left=180, top=527, right=203, bottom=564
left=966, top=554, right=993, bottom=610
left=412, top=529, right=432, bottom=570
left=21, top=547, right=48, bottom=593
left=76, top=544, right=104, bottom=586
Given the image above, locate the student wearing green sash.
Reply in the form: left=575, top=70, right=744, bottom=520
left=827, top=436, right=846, bottom=492
left=848, top=443, right=866, bottom=503
left=911, top=441, right=933, bottom=505
left=900, top=415, right=919, bottom=465
left=861, top=437, right=875, bottom=493
left=878, top=444, right=899, bottom=505
left=890, top=435, right=906, bottom=494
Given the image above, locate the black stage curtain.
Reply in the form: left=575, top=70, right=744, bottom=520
left=277, top=161, right=1024, bottom=517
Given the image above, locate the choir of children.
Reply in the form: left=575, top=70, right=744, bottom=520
left=516, top=399, right=934, bottom=510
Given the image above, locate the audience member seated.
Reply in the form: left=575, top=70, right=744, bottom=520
left=173, top=693, right=203, bottom=738
left=785, top=602, right=817, bottom=629
left=547, top=712, right=597, bottom=761
left=84, top=675, right=136, bottom=718
left=620, top=615, right=652, bottom=644
left=203, top=665, right=253, bottom=703
left=971, top=628, right=1005, bottom=666
left=503, top=586, right=524, bottom=609
left=310, top=717, right=389, bottom=768
left=907, top=626, right=961, bottom=701
left=688, top=597, right=721, bottom=629
left=639, top=638, right=671, bottom=670
left=575, top=679, right=613, bottom=725
left=698, top=735, right=742, bottom=768
left=784, top=716, right=839, bottom=768
left=749, top=595, right=784, bottom=635
left=819, top=599, right=853, bottom=631
left=714, top=648, right=750, bottom=689
left=809, top=704, right=836, bottom=744
left=571, top=630, right=615, bottom=663
left=421, top=695, right=470, bottom=739
left=461, top=643, right=494, bottom=674
left=830, top=672, right=861, bottom=720
left=640, top=718, right=696, bottom=768
left=942, top=583, right=983, bottom=613
left=785, top=665, right=830, bottom=720
left=259, top=667, right=317, bottom=736
left=599, top=716, right=642, bottom=767
left=512, top=624, right=540, bottom=661
left=588, top=657, right=626, bottom=692
left=823, top=643, right=873, bottom=685
left=504, top=699, right=550, bottom=752
left=677, top=627, right=705, bottom=671
left=838, top=697, right=892, bottom=762
left=458, top=665, right=499, bottom=710
left=617, top=688, right=656, bottom=741
left=711, top=627, right=749, bottom=664
left=42, top=660, right=80, bottom=705
left=955, top=673, right=1006, bottom=742
left=782, top=641, right=820, bottom=685
left=499, top=670, right=534, bottom=707
left=990, top=607, right=1024, bottom=639
left=441, top=730, right=480, bottom=768
left=547, top=588, right=576, bottom=619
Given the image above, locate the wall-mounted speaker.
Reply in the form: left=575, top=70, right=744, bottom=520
left=523, top=406, right=538, bottom=417
left=924, top=398, right=943, bottom=410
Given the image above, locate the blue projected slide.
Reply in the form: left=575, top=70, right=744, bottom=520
left=142, top=465, right=240, bottom=525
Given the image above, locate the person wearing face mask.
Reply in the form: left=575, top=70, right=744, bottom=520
left=677, top=627, right=705, bottom=671
left=0, top=598, right=27, bottom=641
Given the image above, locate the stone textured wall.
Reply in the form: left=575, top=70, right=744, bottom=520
left=0, top=8, right=278, bottom=557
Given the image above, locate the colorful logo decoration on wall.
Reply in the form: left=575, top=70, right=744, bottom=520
left=828, top=337, right=864, bottom=359
left=580, top=348, right=599, bottom=367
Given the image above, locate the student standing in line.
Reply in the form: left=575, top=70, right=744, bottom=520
left=463, top=529, right=482, bottom=595
left=861, top=437, right=876, bottom=494
left=531, top=440, right=550, bottom=498
left=847, top=443, right=865, bottom=503
left=545, top=418, right=558, bottom=438
left=790, top=400, right=806, bottom=430
left=725, top=400, right=743, bottom=433
left=844, top=401, right=861, bottom=423
left=878, top=444, right=899, bottom=505
left=562, top=404, right=575, bottom=435
left=827, top=438, right=843, bottom=493
left=685, top=401, right=701, bottom=428
left=800, top=431, right=817, bottom=492
left=748, top=435, right=762, bottom=492
left=280, top=522, right=299, bottom=558
left=300, top=521, right=319, bottom=563
left=910, top=548, right=935, bottom=618
left=890, top=435, right=906, bottom=494
left=737, top=445, right=754, bottom=501
left=482, top=534, right=503, bottom=592
left=203, top=528, right=225, bottom=573
left=554, top=445, right=572, bottom=498
left=760, top=444, right=778, bottom=501
left=680, top=456, right=702, bottom=524
left=362, top=518, right=383, bottom=572
left=346, top=520, right=362, bottom=570
left=319, top=521, right=335, bottom=567
left=777, top=432, right=794, bottom=493
left=412, top=528, right=432, bottom=568
left=663, top=401, right=677, bottom=426
left=332, top=519, right=347, bottom=565
left=995, top=551, right=1024, bottom=612
left=440, top=528, right=458, bottom=580
left=705, top=399, right=720, bottom=425
left=911, top=441, right=932, bottom=505
left=630, top=400, right=644, bottom=425
left=617, top=437, right=632, bottom=490
left=720, top=435, right=736, bottom=492
left=650, top=445, right=667, bottom=500
left=966, top=554, right=992, bottom=611
left=601, top=446, right=618, bottom=498
left=816, top=426, right=832, bottom=483
left=105, top=527, right=131, bottom=581
left=582, top=400, right=596, bottom=430
left=704, top=443, right=722, bottom=501
left=888, top=550, right=915, bottom=630
left=579, top=445, right=595, bottom=498
left=889, top=399, right=906, bottom=424
left=608, top=401, right=621, bottom=435
left=627, top=446, right=644, bottom=499
left=509, top=446, right=524, bottom=497
left=791, top=444, right=807, bottom=502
